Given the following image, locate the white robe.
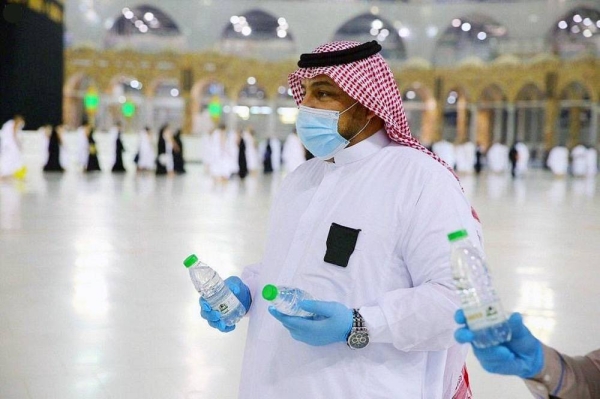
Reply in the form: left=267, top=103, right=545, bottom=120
left=571, top=145, right=588, bottom=177
left=76, top=127, right=89, bottom=169
left=432, top=140, right=456, bottom=169
left=587, top=148, right=598, bottom=177
left=547, top=146, right=569, bottom=176
left=239, top=130, right=481, bottom=399
left=107, top=126, right=119, bottom=168
left=455, top=142, right=475, bottom=173
left=0, top=120, right=24, bottom=177
left=207, top=129, right=236, bottom=178
left=487, top=143, right=509, bottom=173
left=136, top=130, right=155, bottom=170
left=515, top=142, right=530, bottom=176
left=282, top=133, right=306, bottom=173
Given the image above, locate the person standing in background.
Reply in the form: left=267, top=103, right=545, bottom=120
left=135, top=126, right=155, bottom=172
left=110, top=121, right=126, bottom=173
left=43, top=125, right=65, bottom=172
left=173, top=128, right=186, bottom=174
left=282, top=130, right=307, bottom=174
left=85, top=126, right=101, bottom=172
left=0, top=114, right=26, bottom=179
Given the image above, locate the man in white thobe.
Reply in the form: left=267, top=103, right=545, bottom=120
left=0, top=115, right=26, bottom=178
left=282, top=131, right=307, bottom=173
left=571, top=144, right=588, bottom=177
left=198, top=40, right=479, bottom=399
left=515, top=142, right=530, bottom=177
left=432, top=139, right=457, bottom=170
left=487, top=142, right=509, bottom=173
left=587, top=147, right=598, bottom=177
left=547, top=145, right=569, bottom=176
left=455, top=141, right=475, bottom=174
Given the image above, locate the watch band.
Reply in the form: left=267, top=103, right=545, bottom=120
left=347, top=308, right=369, bottom=349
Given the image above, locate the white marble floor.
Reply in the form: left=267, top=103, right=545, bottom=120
left=0, top=165, right=598, bottom=399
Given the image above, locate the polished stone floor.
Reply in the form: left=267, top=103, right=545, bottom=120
left=0, top=164, right=598, bottom=399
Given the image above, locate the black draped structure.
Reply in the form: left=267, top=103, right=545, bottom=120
left=0, top=2, right=64, bottom=128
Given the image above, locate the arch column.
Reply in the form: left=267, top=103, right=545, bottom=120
left=506, top=103, right=516, bottom=144
left=568, top=106, right=582, bottom=148
left=456, top=97, right=468, bottom=143
left=544, top=99, right=559, bottom=150
left=493, top=108, right=503, bottom=143
left=590, top=104, right=599, bottom=147
left=469, top=104, right=478, bottom=143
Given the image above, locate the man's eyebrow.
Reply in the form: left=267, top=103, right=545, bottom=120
left=300, top=80, right=336, bottom=89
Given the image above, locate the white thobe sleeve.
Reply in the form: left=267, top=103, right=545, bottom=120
left=360, top=171, right=482, bottom=352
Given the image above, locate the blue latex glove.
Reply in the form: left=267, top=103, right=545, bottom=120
left=268, top=300, right=353, bottom=346
left=454, top=310, right=544, bottom=379
left=199, top=276, right=252, bottom=333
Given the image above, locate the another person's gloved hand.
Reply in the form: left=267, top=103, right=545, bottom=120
left=268, top=300, right=353, bottom=346
left=199, top=276, right=252, bottom=333
left=454, top=310, right=544, bottom=379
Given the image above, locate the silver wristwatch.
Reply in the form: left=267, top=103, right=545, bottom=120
left=346, top=309, right=369, bottom=350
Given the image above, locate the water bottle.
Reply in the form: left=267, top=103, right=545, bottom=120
left=448, top=229, right=511, bottom=348
left=262, top=284, right=315, bottom=318
left=183, top=254, right=246, bottom=326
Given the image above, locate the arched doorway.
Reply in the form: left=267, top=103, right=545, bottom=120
left=274, top=83, right=297, bottom=139
left=150, top=79, right=184, bottom=131
left=401, top=84, right=436, bottom=144
left=63, top=73, right=97, bottom=128
left=477, top=84, right=508, bottom=147
left=515, top=83, right=545, bottom=161
left=191, top=80, right=229, bottom=135
left=236, top=79, right=270, bottom=140
left=558, top=82, right=592, bottom=147
left=104, top=76, right=146, bottom=131
left=442, top=87, right=470, bottom=144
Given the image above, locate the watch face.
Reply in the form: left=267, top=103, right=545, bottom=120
left=348, top=331, right=369, bottom=349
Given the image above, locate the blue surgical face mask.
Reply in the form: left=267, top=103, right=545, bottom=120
left=296, top=102, right=370, bottom=160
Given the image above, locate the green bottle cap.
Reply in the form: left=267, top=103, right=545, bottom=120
left=262, top=284, right=279, bottom=301
left=183, top=254, right=199, bottom=268
left=447, top=229, right=469, bottom=242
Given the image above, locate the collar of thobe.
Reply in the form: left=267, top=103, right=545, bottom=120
left=332, top=128, right=390, bottom=165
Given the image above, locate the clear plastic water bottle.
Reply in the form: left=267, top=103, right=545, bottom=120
left=262, top=284, right=315, bottom=318
left=183, top=254, right=246, bottom=326
left=448, top=229, right=512, bottom=348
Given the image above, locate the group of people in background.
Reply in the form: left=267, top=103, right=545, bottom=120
left=2, top=113, right=599, bottom=182
left=202, top=124, right=308, bottom=183
left=429, top=138, right=598, bottom=179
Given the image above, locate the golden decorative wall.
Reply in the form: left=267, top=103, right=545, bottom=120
left=65, top=48, right=600, bottom=149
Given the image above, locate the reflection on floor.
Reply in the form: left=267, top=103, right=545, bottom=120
left=0, top=166, right=598, bottom=398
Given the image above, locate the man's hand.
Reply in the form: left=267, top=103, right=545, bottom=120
left=268, top=300, right=353, bottom=346
left=455, top=310, right=544, bottom=379
left=199, top=276, right=252, bottom=333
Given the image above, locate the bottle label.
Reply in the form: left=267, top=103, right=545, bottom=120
left=464, top=301, right=506, bottom=330
left=216, top=293, right=239, bottom=316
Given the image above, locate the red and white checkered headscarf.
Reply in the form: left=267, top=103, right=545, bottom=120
left=288, top=41, right=480, bottom=223
left=288, top=41, right=455, bottom=174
